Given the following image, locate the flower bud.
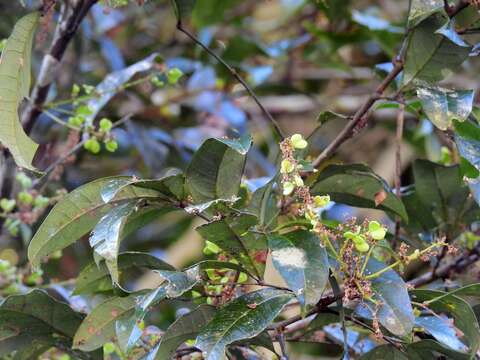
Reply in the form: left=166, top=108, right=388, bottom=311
left=290, top=133, right=308, bottom=149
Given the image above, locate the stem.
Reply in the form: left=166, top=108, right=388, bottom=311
left=393, top=101, right=405, bottom=248
left=176, top=21, right=285, bottom=140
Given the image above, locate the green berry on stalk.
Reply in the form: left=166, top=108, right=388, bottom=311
left=105, top=139, right=118, bottom=153
left=99, top=118, right=113, bottom=132
left=84, top=138, right=101, bottom=154
left=16, top=173, right=32, bottom=189
left=167, top=68, right=183, bottom=84
left=355, top=241, right=370, bottom=253
left=0, top=199, right=15, bottom=213
left=18, top=191, right=33, bottom=205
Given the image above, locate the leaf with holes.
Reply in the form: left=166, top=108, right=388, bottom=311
left=0, top=12, right=40, bottom=171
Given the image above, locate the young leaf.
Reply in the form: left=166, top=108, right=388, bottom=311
left=359, top=259, right=415, bottom=336
left=268, top=230, right=329, bottom=310
left=0, top=12, right=40, bottom=171
left=28, top=176, right=163, bottom=267
left=151, top=304, right=215, bottom=359
left=311, top=163, right=407, bottom=221
left=417, top=87, right=474, bottom=130
left=402, top=15, right=471, bottom=87
left=73, top=251, right=175, bottom=295
left=196, top=213, right=265, bottom=278
left=195, top=288, right=293, bottom=360
left=186, top=135, right=252, bottom=203
left=73, top=295, right=138, bottom=351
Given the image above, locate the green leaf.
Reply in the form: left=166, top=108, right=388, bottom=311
left=171, top=0, right=196, bottom=21
left=407, top=339, right=471, bottom=360
left=73, top=295, right=137, bottom=351
left=192, top=0, right=241, bottom=27
left=186, top=135, right=251, bottom=203
left=89, top=202, right=166, bottom=284
left=407, top=0, right=445, bottom=28
left=411, top=289, right=480, bottom=355
left=195, top=288, right=293, bottom=360
left=360, top=344, right=408, bottom=359
left=0, top=12, right=40, bottom=171
left=115, top=267, right=201, bottom=353
left=359, top=259, right=415, bottom=336
left=311, top=163, right=408, bottom=221
left=152, top=305, right=215, bottom=359
left=412, top=160, right=472, bottom=225
left=0, top=290, right=83, bottom=354
left=248, top=178, right=278, bottom=229
left=417, top=87, right=474, bottom=130
left=402, top=15, right=471, bottom=87
left=268, top=230, right=329, bottom=310
left=415, top=316, right=467, bottom=352
left=28, top=176, right=163, bottom=267
left=196, top=213, right=265, bottom=278
left=73, top=252, right=175, bottom=295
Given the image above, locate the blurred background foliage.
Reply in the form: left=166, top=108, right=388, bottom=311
left=1, top=1, right=480, bottom=358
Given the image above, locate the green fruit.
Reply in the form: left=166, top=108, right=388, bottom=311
left=16, top=173, right=32, bottom=189
left=84, top=138, right=101, bottom=154
left=103, top=342, right=116, bottom=355
left=18, top=191, right=33, bottom=205
left=104, top=139, right=118, bottom=153
left=33, top=195, right=49, bottom=208
left=99, top=118, right=113, bottom=132
left=355, top=241, right=370, bottom=253
left=368, top=221, right=386, bottom=240
left=0, top=198, right=15, bottom=213
left=68, top=116, right=84, bottom=127
left=167, top=67, right=183, bottom=84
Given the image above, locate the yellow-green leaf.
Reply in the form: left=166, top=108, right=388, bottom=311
left=0, top=13, right=40, bottom=171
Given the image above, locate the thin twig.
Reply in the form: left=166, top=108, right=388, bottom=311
left=312, top=60, right=404, bottom=167
left=176, top=21, right=285, bottom=140
left=393, top=101, right=405, bottom=249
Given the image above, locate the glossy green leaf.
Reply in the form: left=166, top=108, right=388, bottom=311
left=311, top=163, right=407, bottom=220
left=417, top=87, right=474, bottom=130
left=360, top=344, right=408, bottom=359
left=28, top=176, right=163, bottom=267
left=115, top=267, right=201, bottom=353
left=412, top=160, right=472, bottom=225
left=359, top=259, right=415, bottom=336
left=411, top=289, right=480, bottom=355
left=415, top=316, right=467, bottom=352
left=73, top=294, right=137, bottom=351
left=268, top=230, right=329, bottom=310
left=196, top=213, right=265, bottom=278
left=0, top=12, right=40, bottom=171
left=248, top=178, right=278, bottom=229
left=0, top=290, right=84, bottom=355
left=402, top=15, right=471, bottom=87
left=407, top=339, right=470, bottom=360
left=186, top=135, right=251, bottom=203
left=152, top=304, right=215, bottom=359
left=73, top=252, right=175, bottom=295
left=407, top=0, right=445, bottom=28
left=195, top=288, right=293, bottom=360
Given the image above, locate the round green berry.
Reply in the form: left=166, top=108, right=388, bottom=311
left=18, top=191, right=33, bottom=205
left=84, top=138, right=101, bottom=154
left=99, top=118, right=113, bottom=132
left=104, top=139, right=118, bottom=153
